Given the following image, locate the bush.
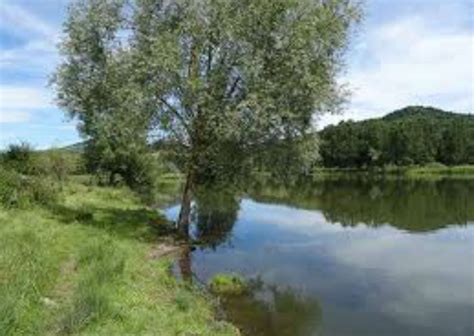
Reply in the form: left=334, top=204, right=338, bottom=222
left=84, top=138, right=160, bottom=195
left=0, top=167, right=59, bottom=209
left=1, top=142, right=34, bottom=174
left=32, top=150, right=84, bottom=181
left=423, top=162, right=447, bottom=169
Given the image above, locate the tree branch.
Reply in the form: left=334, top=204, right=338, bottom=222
left=226, top=75, right=241, bottom=99
left=159, top=97, right=191, bottom=136
left=207, top=44, right=213, bottom=77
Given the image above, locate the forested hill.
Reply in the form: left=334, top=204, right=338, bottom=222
left=60, top=142, right=87, bottom=153
left=382, top=106, right=471, bottom=121
left=319, top=106, right=474, bottom=168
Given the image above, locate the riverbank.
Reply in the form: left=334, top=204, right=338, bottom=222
left=313, top=164, right=474, bottom=179
left=0, top=178, right=238, bottom=336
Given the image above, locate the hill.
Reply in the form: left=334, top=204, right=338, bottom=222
left=382, top=106, right=472, bottom=121
left=319, top=106, right=474, bottom=168
left=60, top=141, right=87, bottom=153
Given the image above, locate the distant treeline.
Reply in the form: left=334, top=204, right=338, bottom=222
left=319, top=106, right=474, bottom=168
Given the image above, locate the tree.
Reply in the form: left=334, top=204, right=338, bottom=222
left=54, top=0, right=362, bottom=231
left=318, top=106, right=474, bottom=168
left=52, top=0, right=155, bottom=188
left=439, top=120, right=470, bottom=165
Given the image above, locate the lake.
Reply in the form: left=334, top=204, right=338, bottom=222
left=165, top=177, right=474, bottom=336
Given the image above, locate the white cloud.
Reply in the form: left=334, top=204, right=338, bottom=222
left=320, top=9, right=474, bottom=127
left=0, top=86, right=53, bottom=123
left=0, top=2, right=56, bottom=38
left=330, top=228, right=474, bottom=326
left=353, top=18, right=472, bottom=109
left=0, top=2, right=78, bottom=147
left=0, top=2, right=61, bottom=78
left=0, top=2, right=61, bottom=126
left=0, top=111, right=30, bottom=123
left=0, top=40, right=58, bottom=70
left=0, top=86, right=51, bottom=109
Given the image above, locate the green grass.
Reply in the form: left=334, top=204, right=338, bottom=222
left=209, top=274, right=247, bottom=296
left=0, top=180, right=238, bottom=336
left=313, top=164, right=474, bottom=179
left=405, top=164, right=474, bottom=177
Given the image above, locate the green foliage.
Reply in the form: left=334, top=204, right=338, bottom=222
left=209, top=274, right=247, bottom=295
left=52, top=0, right=155, bottom=190
left=252, top=133, right=319, bottom=178
left=0, top=167, right=59, bottom=209
left=33, top=150, right=84, bottom=180
left=53, top=0, right=362, bottom=216
left=1, top=142, right=35, bottom=174
left=84, top=138, right=160, bottom=193
left=319, top=106, right=474, bottom=168
left=1, top=140, right=85, bottom=179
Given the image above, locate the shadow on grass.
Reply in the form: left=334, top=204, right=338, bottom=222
left=48, top=203, right=178, bottom=243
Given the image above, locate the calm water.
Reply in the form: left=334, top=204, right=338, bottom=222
left=165, top=178, right=474, bottom=336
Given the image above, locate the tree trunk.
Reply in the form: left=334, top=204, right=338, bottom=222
left=177, top=171, right=193, bottom=236
left=178, top=245, right=192, bottom=282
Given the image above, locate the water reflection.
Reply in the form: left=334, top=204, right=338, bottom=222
left=191, top=188, right=240, bottom=248
left=250, top=177, right=474, bottom=231
left=222, top=279, right=322, bottom=336
left=167, top=177, right=474, bottom=336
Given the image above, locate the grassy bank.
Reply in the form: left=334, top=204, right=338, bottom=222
left=0, top=179, right=238, bottom=336
left=313, top=164, right=474, bottom=179
left=405, top=164, right=474, bottom=177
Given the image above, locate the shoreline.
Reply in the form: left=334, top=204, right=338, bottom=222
left=312, top=164, right=474, bottom=179
left=0, top=178, right=239, bottom=336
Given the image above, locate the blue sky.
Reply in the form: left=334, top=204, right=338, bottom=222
left=0, top=0, right=473, bottom=149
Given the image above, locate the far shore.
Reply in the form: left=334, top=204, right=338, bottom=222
left=312, top=164, right=474, bottom=179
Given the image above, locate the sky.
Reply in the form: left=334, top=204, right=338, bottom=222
left=0, top=0, right=473, bottom=149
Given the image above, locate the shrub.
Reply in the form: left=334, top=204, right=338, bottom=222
left=1, top=142, right=34, bottom=174
left=0, top=167, right=59, bottom=209
left=32, top=150, right=84, bottom=181
left=424, top=162, right=447, bottom=169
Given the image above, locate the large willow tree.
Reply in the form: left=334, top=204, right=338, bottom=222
left=54, top=0, right=361, bottom=230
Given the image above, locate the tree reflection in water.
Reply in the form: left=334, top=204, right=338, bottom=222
left=249, top=176, right=474, bottom=232
left=176, top=186, right=240, bottom=282
left=175, top=185, right=323, bottom=335
left=191, top=187, right=240, bottom=249
left=221, top=278, right=322, bottom=336
left=173, top=176, right=474, bottom=335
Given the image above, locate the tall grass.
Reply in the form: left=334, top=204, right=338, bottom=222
left=0, top=179, right=238, bottom=335
left=57, top=239, right=125, bottom=334
left=0, top=230, right=57, bottom=335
